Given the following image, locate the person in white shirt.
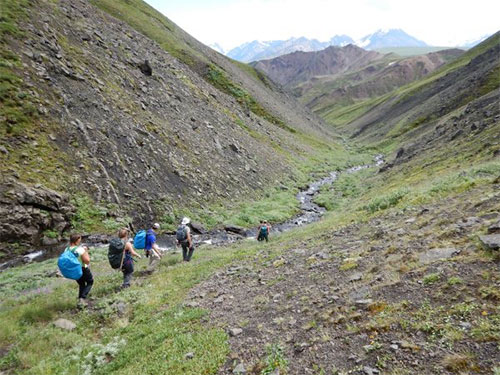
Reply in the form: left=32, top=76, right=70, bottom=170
left=67, top=234, right=93, bottom=306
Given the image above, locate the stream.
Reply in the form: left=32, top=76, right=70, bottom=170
left=0, top=155, right=383, bottom=270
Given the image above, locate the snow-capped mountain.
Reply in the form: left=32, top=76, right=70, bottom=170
left=224, top=30, right=428, bottom=62
left=329, top=34, right=354, bottom=47
left=355, top=29, right=427, bottom=49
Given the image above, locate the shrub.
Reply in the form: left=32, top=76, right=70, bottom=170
left=363, top=188, right=408, bottom=213
left=423, top=273, right=440, bottom=285
left=262, top=343, right=288, bottom=375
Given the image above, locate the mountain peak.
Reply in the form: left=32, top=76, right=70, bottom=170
left=226, top=30, right=427, bottom=62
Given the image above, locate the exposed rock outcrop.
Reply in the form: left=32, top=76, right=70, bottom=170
left=0, top=181, right=73, bottom=249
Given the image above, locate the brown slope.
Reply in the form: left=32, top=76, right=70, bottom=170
left=302, top=49, right=464, bottom=110
left=252, top=44, right=385, bottom=87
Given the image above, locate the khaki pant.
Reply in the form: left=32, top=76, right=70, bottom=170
left=147, top=250, right=161, bottom=272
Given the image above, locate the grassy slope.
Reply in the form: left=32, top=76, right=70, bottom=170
left=319, top=33, right=499, bottom=135
left=1, top=158, right=498, bottom=374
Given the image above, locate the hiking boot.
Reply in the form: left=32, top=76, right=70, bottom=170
left=77, top=298, right=87, bottom=309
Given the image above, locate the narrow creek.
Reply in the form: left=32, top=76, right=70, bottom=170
left=0, top=155, right=383, bottom=270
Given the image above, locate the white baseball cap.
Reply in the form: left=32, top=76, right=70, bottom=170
left=153, top=223, right=160, bottom=229
left=181, top=217, right=190, bottom=225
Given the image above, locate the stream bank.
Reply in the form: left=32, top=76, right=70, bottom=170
left=0, top=156, right=383, bottom=270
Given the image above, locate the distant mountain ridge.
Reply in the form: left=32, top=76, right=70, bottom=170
left=226, top=29, right=426, bottom=62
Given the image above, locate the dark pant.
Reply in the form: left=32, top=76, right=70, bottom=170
left=258, top=233, right=269, bottom=242
left=181, top=241, right=195, bottom=261
left=77, top=267, right=93, bottom=299
left=122, top=258, right=134, bottom=287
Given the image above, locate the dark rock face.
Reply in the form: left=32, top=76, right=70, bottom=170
left=224, top=225, right=246, bottom=236
left=139, top=60, right=152, bottom=76
left=0, top=181, right=73, bottom=249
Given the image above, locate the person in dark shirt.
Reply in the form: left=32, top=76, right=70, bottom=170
left=118, top=228, right=141, bottom=288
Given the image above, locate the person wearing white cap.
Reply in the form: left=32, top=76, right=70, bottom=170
left=176, top=217, right=195, bottom=261
left=145, top=222, right=162, bottom=273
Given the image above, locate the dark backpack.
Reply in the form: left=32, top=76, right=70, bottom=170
left=176, top=225, right=187, bottom=242
left=108, top=238, right=125, bottom=269
left=259, top=225, right=268, bottom=236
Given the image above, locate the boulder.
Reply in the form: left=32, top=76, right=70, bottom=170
left=224, top=225, right=246, bottom=236
left=479, top=234, right=500, bottom=250
left=419, top=247, right=459, bottom=264
left=487, top=220, right=500, bottom=234
left=233, top=363, right=246, bottom=374
left=189, top=222, right=206, bottom=234
left=139, top=59, right=152, bottom=76
left=229, top=328, right=243, bottom=337
left=53, top=318, right=76, bottom=331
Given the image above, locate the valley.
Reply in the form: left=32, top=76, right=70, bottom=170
left=0, top=0, right=499, bottom=374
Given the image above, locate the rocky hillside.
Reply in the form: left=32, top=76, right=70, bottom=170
left=0, top=0, right=339, bottom=254
left=252, top=45, right=463, bottom=116
left=300, top=49, right=464, bottom=112
left=345, top=32, right=500, bottom=153
left=252, top=45, right=386, bottom=87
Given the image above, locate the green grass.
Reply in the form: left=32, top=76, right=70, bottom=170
left=205, top=64, right=293, bottom=131
left=0, top=235, right=290, bottom=374
left=71, top=195, right=131, bottom=234
left=0, top=0, right=39, bottom=137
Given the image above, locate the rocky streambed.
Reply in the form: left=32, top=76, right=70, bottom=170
left=0, top=156, right=384, bottom=270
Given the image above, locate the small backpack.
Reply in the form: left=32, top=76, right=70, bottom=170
left=57, top=247, right=83, bottom=280
left=108, top=238, right=125, bottom=269
left=133, top=230, right=146, bottom=249
left=176, top=225, right=187, bottom=242
left=260, top=225, right=268, bottom=236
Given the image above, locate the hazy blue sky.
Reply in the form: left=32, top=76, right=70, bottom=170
left=144, top=0, right=500, bottom=50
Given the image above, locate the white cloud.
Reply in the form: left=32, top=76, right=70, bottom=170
left=148, top=0, right=500, bottom=49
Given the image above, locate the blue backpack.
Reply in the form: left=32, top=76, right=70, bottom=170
left=57, top=247, right=83, bottom=280
left=260, top=225, right=268, bottom=236
left=133, top=230, right=146, bottom=249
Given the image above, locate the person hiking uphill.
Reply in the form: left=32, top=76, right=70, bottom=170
left=146, top=223, right=162, bottom=273
left=118, top=228, right=141, bottom=288
left=67, top=234, right=93, bottom=307
left=176, top=217, right=195, bottom=262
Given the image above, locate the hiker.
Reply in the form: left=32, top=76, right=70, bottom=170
left=176, top=217, right=195, bottom=262
left=257, top=220, right=270, bottom=242
left=145, top=223, right=162, bottom=273
left=68, top=234, right=93, bottom=306
left=118, top=228, right=141, bottom=288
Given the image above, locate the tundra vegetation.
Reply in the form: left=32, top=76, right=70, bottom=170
left=0, top=0, right=499, bottom=374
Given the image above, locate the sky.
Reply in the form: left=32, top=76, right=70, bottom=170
left=144, top=0, right=500, bottom=51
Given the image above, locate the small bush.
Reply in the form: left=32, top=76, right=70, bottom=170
left=262, top=343, right=288, bottom=375
left=447, top=276, right=463, bottom=286
left=442, top=353, right=474, bottom=373
left=423, top=273, right=440, bottom=285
